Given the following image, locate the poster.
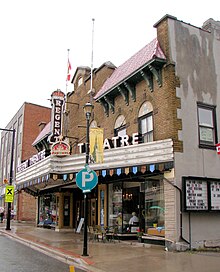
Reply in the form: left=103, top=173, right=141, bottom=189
left=210, top=181, right=220, bottom=211
left=185, top=178, right=208, bottom=211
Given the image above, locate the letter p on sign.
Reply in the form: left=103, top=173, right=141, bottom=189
left=82, top=171, right=94, bottom=187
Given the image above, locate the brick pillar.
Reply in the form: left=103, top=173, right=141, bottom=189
left=164, top=174, right=178, bottom=243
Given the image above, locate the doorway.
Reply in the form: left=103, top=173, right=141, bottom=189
left=63, top=196, right=70, bottom=226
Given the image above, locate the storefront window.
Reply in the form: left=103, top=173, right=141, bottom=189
left=108, top=182, right=140, bottom=233
left=108, top=183, right=122, bottom=227
left=38, top=194, right=59, bottom=227
left=144, top=179, right=164, bottom=234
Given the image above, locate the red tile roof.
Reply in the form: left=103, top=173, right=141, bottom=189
left=94, top=38, right=166, bottom=100
left=32, top=121, right=51, bottom=146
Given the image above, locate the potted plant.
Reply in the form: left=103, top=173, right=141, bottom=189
left=136, top=228, right=143, bottom=242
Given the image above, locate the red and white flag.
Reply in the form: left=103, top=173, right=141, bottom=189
left=67, top=59, right=71, bottom=81
left=216, top=143, right=220, bottom=155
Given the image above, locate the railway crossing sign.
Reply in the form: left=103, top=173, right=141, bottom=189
left=5, top=185, right=14, bottom=203
left=76, top=165, right=98, bottom=193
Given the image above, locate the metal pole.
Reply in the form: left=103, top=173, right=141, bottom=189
left=5, top=129, right=15, bottom=230
left=82, top=112, right=90, bottom=256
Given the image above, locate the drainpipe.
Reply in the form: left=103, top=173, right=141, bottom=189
left=164, top=177, right=190, bottom=245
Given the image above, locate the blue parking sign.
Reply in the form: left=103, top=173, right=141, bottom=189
left=76, top=165, right=98, bottom=193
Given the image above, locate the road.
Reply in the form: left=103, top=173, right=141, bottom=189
left=0, top=234, right=84, bottom=272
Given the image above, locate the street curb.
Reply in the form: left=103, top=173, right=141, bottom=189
left=0, top=230, right=105, bottom=272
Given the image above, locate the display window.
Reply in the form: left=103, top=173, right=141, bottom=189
left=108, top=182, right=140, bottom=233
left=108, top=178, right=165, bottom=236
left=144, top=179, right=165, bottom=236
left=38, top=194, right=59, bottom=228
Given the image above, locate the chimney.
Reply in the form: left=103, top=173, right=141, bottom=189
left=202, top=18, right=220, bottom=40
left=38, top=121, right=47, bottom=132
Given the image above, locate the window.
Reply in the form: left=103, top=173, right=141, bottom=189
left=114, top=115, right=126, bottom=136
left=78, top=76, right=83, bottom=87
left=197, top=103, right=217, bottom=148
left=138, top=102, right=153, bottom=143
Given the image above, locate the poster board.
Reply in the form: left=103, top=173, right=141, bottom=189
left=76, top=218, right=84, bottom=233
left=210, top=181, right=220, bottom=210
left=183, top=177, right=220, bottom=212
left=184, top=178, right=208, bottom=211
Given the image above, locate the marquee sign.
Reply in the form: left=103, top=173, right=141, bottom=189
left=183, top=177, right=220, bottom=212
left=77, top=132, right=141, bottom=154
left=49, top=89, right=65, bottom=143
left=17, top=150, right=46, bottom=172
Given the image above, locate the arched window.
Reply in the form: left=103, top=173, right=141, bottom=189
left=114, top=115, right=126, bottom=136
left=90, top=120, right=97, bottom=128
left=138, top=102, right=153, bottom=143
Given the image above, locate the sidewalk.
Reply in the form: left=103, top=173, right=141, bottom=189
left=1, top=221, right=220, bottom=272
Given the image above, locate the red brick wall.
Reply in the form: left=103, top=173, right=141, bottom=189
left=17, top=191, right=36, bottom=222
left=21, top=103, right=51, bottom=161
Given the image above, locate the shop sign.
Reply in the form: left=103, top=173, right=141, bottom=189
left=49, top=89, right=65, bottom=143
left=76, top=165, right=98, bottom=193
left=78, top=132, right=141, bottom=154
left=17, top=150, right=45, bottom=172
left=51, top=140, right=70, bottom=156
left=17, top=150, right=46, bottom=173
left=216, top=143, right=220, bottom=155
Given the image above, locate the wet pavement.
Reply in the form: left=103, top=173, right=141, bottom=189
left=0, top=221, right=220, bottom=272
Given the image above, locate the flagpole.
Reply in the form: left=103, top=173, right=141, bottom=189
left=64, top=48, right=70, bottom=138
left=66, top=48, right=70, bottom=95
left=90, top=18, right=95, bottom=103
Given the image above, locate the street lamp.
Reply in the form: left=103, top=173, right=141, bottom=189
left=82, top=102, right=94, bottom=256
left=0, top=128, right=15, bottom=231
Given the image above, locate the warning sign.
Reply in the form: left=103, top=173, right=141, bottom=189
left=5, top=185, right=14, bottom=203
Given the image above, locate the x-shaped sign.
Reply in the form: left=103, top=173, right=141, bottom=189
left=7, top=188, right=13, bottom=195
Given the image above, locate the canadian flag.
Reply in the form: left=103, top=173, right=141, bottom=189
left=216, top=143, right=220, bottom=155
left=67, top=59, right=71, bottom=81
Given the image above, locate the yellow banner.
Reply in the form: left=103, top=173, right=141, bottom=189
left=90, top=128, right=104, bottom=163
left=5, top=185, right=14, bottom=203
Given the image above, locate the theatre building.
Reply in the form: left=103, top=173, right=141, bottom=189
left=16, top=14, right=220, bottom=250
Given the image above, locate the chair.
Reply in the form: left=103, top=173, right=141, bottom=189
left=88, top=226, right=100, bottom=242
left=105, top=226, right=120, bottom=243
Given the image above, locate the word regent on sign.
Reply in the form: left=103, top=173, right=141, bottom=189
left=76, top=165, right=98, bottom=193
left=49, top=90, right=65, bottom=143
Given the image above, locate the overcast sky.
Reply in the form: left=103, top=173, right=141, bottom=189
left=0, top=0, right=219, bottom=128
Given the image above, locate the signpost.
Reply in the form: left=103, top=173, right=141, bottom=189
left=76, top=164, right=98, bottom=256
left=76, top=165, right=98, bottom=193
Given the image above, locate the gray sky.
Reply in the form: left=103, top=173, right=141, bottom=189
left=0, top=0, right=219, bottom=128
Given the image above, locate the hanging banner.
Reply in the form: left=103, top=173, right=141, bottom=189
left=90, top=128, right=104, bottom=163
